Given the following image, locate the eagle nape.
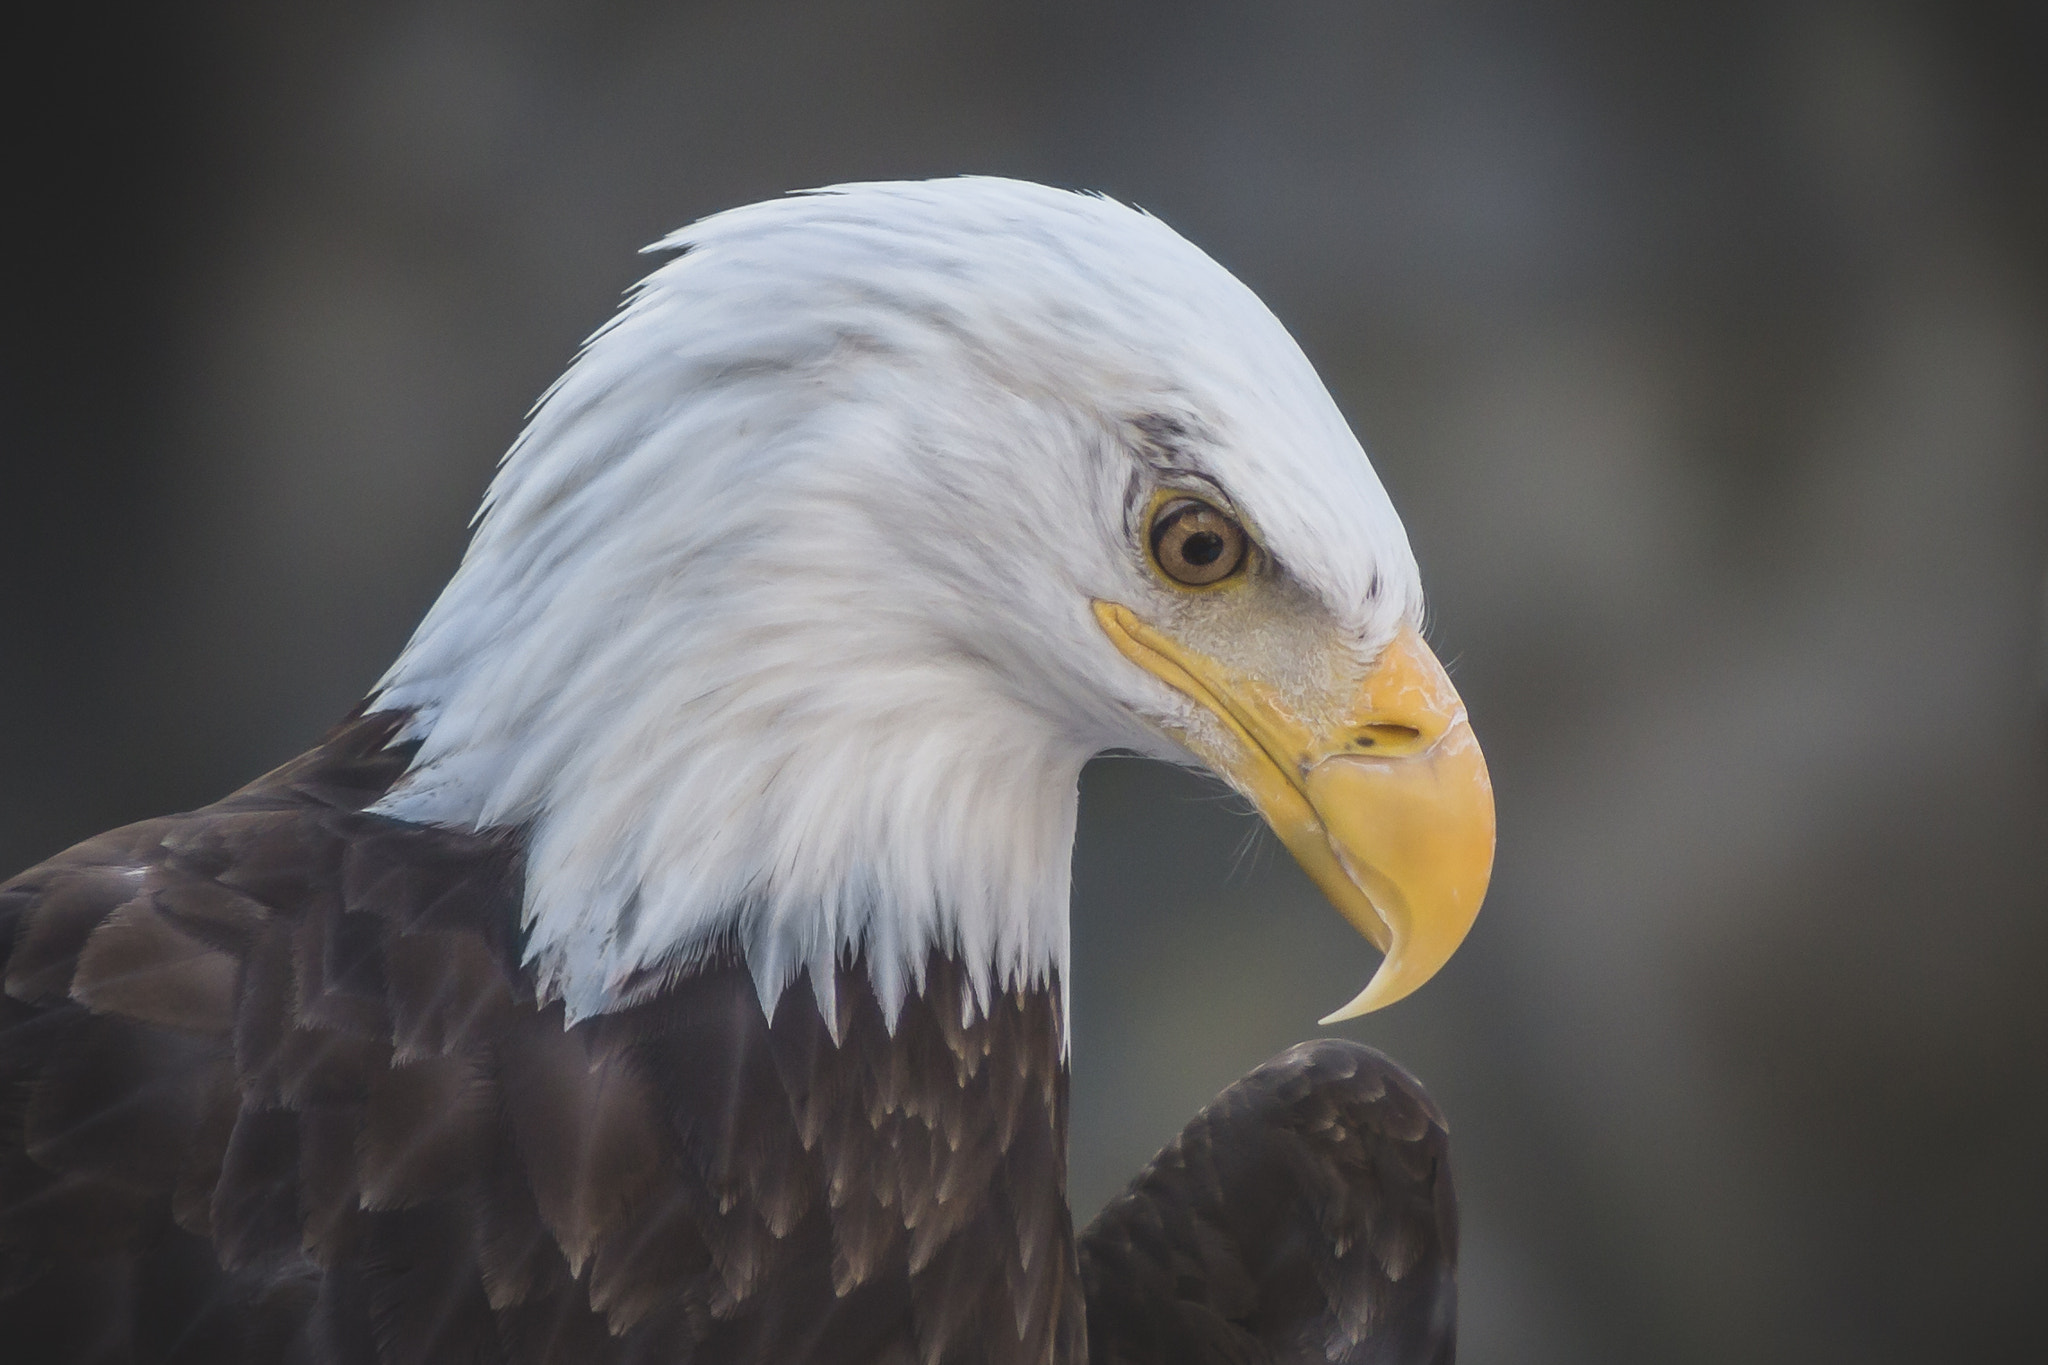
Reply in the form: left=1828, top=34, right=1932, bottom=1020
left=2, top=178, right=1490, bottom=1364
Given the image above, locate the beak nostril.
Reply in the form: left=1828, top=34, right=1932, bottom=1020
left=1354, top=723, right=1423, bottom=751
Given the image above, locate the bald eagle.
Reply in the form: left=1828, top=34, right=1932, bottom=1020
left=0, top=179, right=1490, bottom=1364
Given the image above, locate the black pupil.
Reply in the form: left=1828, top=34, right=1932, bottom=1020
left=1181, top=529, right=1225, bottom=566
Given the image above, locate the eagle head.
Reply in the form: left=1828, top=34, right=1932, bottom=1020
left=370, top=177, right=1494, bottom=1032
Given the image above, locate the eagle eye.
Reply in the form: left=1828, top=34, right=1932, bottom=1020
left=1149, top=498, right=1249, bottom=587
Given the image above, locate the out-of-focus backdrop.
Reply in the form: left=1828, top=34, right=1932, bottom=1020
left=10, top=3, right=2045, bottom=1360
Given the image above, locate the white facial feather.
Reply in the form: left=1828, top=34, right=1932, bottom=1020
left=371, top=177, right=1422, bottom=1032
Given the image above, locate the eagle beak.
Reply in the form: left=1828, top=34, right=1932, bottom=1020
left=1093, top=603, right=1495, bottom=1021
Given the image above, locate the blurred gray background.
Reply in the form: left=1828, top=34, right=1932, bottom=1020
left=9, top=2, right=2046, bottom=1361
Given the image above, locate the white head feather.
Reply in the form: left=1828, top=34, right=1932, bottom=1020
left=371, top=177, right=1421, bottom=1032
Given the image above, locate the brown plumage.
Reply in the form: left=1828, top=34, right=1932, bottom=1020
left=0, top=713, right=1456, bottom=1363
left=1080, top=1042, right=1456, bottom=1365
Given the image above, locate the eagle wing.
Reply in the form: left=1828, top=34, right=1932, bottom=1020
left=1078, top=1040, right=1457, bottom=1365
left=0, top=714, right=1081, bottom=1365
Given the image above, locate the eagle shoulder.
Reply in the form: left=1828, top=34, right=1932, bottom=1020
left=0, top=712, right=1083, bottom=1365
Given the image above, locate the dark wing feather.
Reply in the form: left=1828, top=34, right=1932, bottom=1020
left=1077, top=1040, right=1458, bottom=1365
left=0, top=712, right=1083, bottom=1365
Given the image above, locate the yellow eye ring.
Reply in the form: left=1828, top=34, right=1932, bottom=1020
left=1148, top=496, right=1250, bottom=588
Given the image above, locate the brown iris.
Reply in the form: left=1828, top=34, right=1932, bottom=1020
left=1149, top=498, right=1249, bottom=587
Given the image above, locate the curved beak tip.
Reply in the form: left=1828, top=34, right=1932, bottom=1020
left=1316, top=936, right=1452, bottom=1024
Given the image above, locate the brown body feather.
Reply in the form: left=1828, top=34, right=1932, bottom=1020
left=1, top=715, right=1455, bottom=1363
left=1079, top=1042, right=1457, bottom=1365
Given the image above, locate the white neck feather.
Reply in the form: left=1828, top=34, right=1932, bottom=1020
left=370, top=359, right=1110, bottom=1031
left=379, top=586, right=1089, bottom=1030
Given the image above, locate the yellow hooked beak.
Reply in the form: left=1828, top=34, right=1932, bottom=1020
left=1094, top=603, right=1495, bottom=1021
